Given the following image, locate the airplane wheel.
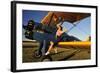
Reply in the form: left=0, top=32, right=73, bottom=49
left=33, top=50, right=41, bottom=58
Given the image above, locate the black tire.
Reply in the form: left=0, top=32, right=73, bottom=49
left=33, top=50, right=41, bottom=58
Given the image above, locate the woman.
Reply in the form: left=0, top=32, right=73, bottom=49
left=45, top=24, right=67, bottom=55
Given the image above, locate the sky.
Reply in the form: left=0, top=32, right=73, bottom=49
left=22, top=10, right=91, bottom=41
left=23, top=10, right=48, bottom=25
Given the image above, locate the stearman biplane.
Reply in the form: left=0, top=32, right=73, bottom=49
left=23, top=11, right=91, bottom=46
left=23, top=11, right=91, bottom=62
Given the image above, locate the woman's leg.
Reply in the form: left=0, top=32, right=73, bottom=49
left=54, top=47, right=57, bottom=53
left=45, top=41, right=54, bottom=55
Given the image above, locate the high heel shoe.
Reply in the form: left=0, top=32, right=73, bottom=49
left=45, top=52, right=50, bottom=55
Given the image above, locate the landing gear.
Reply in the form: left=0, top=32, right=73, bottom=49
left=33, top=50, right=52, bottom=61
left=33, top=50, right=41, bottom=58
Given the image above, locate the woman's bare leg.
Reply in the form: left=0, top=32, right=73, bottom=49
left=54, top=48, right=57, bottom=53
left=45, top=41, right=54, bottom=55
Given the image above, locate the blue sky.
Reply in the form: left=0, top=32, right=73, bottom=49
left=23, top=10, right=48, bottom=25
left=22, top=10, right=91, bottom=41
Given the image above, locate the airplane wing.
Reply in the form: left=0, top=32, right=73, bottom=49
left=41, top=11, right=90, bottom=26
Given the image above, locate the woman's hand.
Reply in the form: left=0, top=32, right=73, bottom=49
left=63, top=28, right=67, bottom=33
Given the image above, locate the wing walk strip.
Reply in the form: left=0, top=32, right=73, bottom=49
left=58, top=42, right=90, bottom=46
left=22, top=41, right=91, bottom=48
